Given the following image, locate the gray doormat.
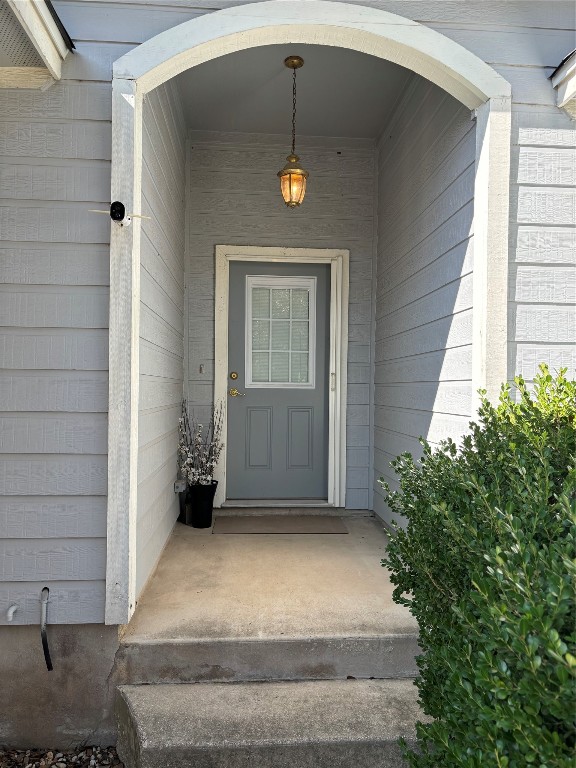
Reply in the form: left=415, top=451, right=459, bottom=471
left=212, top=515, right=348, bottom=534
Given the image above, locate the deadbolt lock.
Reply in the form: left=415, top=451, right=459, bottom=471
left=229, top=371, right=238, bottom=380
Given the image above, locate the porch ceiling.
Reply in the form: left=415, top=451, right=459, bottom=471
left=174, top=43, right=413, bottom=139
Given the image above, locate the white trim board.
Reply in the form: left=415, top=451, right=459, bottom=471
left=551, top=52, right=576, bottom=120
left=214, top=245, right=349, bottom=510
left=107, top=0, right=512, bottom=624
left=0, top=66, right=53, bottom=89
left=114, top=1, right=511, bottom=108
left=106, top=78, right=142, bottom=625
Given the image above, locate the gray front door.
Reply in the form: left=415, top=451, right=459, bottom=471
left=226, top=262, right=330, bottom=500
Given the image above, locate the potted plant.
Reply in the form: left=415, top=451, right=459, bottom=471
left=178, top=400, right=224, bottom=528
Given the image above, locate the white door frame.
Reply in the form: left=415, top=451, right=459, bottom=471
left=214, top=245, right=349, bottom=508
left=106, top=0, right=512, bottom=624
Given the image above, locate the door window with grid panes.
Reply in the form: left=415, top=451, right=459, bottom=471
left=245, top=275, right=316, bottom=388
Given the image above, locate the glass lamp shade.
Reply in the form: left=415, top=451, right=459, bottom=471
left=277, top=154, right=309, bottom=207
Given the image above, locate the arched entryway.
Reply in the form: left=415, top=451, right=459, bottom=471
left=105, top=0, right=511, bottom=624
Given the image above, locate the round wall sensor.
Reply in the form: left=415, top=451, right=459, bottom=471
left=110, top=201, right=126, bottom=221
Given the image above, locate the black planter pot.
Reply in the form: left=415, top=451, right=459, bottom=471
left=185, top=481, right=218, bottom=528
left=178, top=489, right=187, bottom=523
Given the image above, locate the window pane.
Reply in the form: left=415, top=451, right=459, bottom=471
left=271, top=289, right=290, bottom=318
left=271, top=351, right=290, bottom=382
left=271, top=320, right=290, bottom=350
left=291, top=321, right=309, bottom=351
left=291, top=353, right=309, bottom=383
left=247, top=277, right=315, bottom=388
left=252, top=320, right=270, bottom=351
left=252, top=288, right=270, bottom=318
left=291, top=289, right=309, bottom=319
left=252, top=352, right=270, bottom=381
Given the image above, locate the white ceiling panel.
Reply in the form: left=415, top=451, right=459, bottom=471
left=174, top=44, right=413, bottom=139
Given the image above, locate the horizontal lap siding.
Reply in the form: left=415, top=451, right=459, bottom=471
left=425, top=14, right=576, bottom=387
left=0, top=47, right=113, bottom=623
left=53, top=2, right=209, bottom=44
left=52, top=0, right=574, bottom=30
left=0, top=1, right=139, bottom=625
left=509, top=107, right=576, bottom=385
left=0, top=580, right=106, bottom=624
left=136, top=81, right=186, bottom=600
left=369, top=12, right=575, bottom=527
left=373, top=78, right=475, bottom=525
left=186, top=131, right=376, bottom=509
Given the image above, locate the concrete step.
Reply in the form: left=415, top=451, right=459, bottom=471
left=117, top=679, right=419, bottom=768
left=116, top=633, right=420, bottom=684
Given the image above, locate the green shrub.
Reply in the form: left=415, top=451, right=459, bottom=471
left=381, top=366, right=576, bottom=768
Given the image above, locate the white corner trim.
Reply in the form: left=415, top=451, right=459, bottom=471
left=551, top=52, right=576, bottom=120
left=105, top=77, right=143, bottom=626
left=0, top=66, right=53, bottom=89
left=6, top=0, right=69, bottom=80
left=213, top=245, right=349, bottom=509
left=471, top=98, right=511, bottom=411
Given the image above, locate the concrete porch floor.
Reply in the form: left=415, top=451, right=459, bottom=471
left=123, top=515, right=417, bottom=643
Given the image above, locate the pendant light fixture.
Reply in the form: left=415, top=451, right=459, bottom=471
left=277, top=55, right=309, bottom=208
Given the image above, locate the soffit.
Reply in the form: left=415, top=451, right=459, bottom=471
left=0, top=0, right=72, bottom=87
left=0, top=1, right=43, bottom=67
left=175, top=44, right=413, bottom=140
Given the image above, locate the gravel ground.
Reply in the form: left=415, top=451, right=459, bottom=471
left=0, top=747, right=123, bottom=768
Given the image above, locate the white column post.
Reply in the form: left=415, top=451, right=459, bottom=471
left=106, top=78, right=143, bottom=625
left=471, top=96, right=512, bottom=412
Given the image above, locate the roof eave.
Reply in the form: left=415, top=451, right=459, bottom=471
left=5, top=0, right=74, bottom=81
left=550, top=49, right=576, bottom=119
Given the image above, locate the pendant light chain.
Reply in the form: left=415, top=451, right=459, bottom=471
left=277, top=55, right=308, bottom=208
left=291, top=67, right=297, bottom=156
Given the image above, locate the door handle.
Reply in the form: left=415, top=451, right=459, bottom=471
left=228, top=387, right=246, bottom=397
